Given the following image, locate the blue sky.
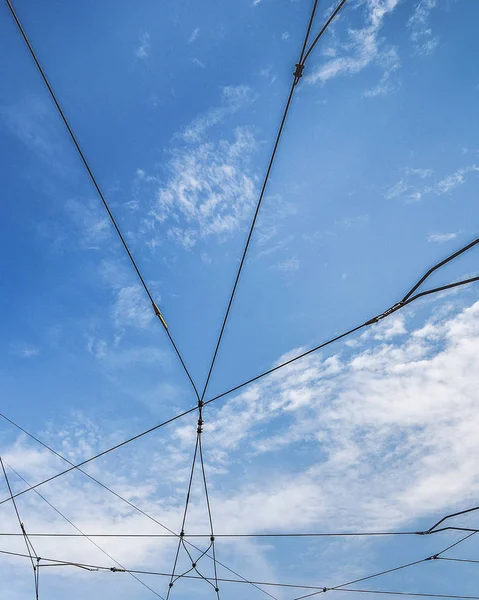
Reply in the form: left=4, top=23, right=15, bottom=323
left=1, top=0, right=479, bottom=598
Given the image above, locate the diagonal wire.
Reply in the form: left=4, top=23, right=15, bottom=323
left=199, top=0, right=348, bottom=403
left=166, top=434, right=200, bottom=599
left=0, top=457, right=38, bottom=598
left=0, top=405, right=197, bottom=505
left=6, top=548, right=479, bottom=599
left=198, top=428, right=220, bottom=598
left=3, top=267, right=478, bottom=509
left=3, top=0, right=200, bottom=402
left=294, top=531, right=479, bottom=600
left=4, top=461, right=165, bottom=600
left=204, top=274, right=479, bottom=409
left=0, top=414, right=277, bottom=600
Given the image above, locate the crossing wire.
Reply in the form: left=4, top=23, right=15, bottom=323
left=4, top=461, right=165, bottom=600
left=3, top=0, right=200, bottom=403
left=0, top=457, right=39, bottom=599
left=0, top=413, right=277, bottom=600
left=4, top=549, right=479, bottom=599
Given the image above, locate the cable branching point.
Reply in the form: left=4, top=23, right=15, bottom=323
left=293, top=62, right=305, bottom=81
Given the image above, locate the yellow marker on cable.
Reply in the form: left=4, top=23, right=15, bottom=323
left=152, top=301, right=168, bottom=330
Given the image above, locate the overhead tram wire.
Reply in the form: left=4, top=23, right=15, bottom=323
left=0, top=414, right=277, bottom=600
left=293, top=531, right=479, bottom=600
left=5, top=549, right=479, bottom=600
left=0, top=457, right=39, bottom=599
left=198, top=0, right=348, bottom=403
left=3, top=263, right=479, bottom=509
left=3, top=261, right=479, bottom=510
left=3, top=0, right=200, bottom=402
left=4, top=461, right=165, bottom=600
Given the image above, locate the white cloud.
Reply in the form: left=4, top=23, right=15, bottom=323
left=112, top=285, right=154, bottom=330
left=427, top=232, right=458, bottom=243
left=141, top=127, right=258, bottom=248
left=274, top=257, right=300, bottom=273
left=408, top=0, right=439, bottom=56
left=281, top=31, right=290, bottom=41
left=386, top=164, right=479, bottom=201
left=135, top=32, right=150, bottom=59
left=307, top=0, right=400, bottom=90
left=188, top=28, right=200, bottom=43
left=192, top=57, right=205, bottom=68
left=179, top=85, right=255, bottom=143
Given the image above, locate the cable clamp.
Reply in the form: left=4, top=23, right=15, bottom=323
left=152, top=301, right=168, bottom=330
left=110, top=567, right=126, bottom=572
left=293, top=63, right=305, bottom=80
left=180, top=530, right=185, bottom=538
left=197, top=418, right=204, bottom=434
left=378, top=302, right=404, bottom=320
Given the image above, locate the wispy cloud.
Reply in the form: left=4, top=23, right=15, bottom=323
left=179, top=85, right=255, bottom=143
left=281, top=31, right=290, bottom=41
left=188, top=28, right=200, bottom=43
left=135, top=32, right=150, bottom=59
left=408, top=0, right=439, bottom=56
left=307, top=0, right=401, bottom=93
left=427, top=232, right=458, bottom=243
left=150, top=128, right=257, bottom=248
left=386, top=164, right=479, bottom=201
left=274, top=257, right=300, bottom=273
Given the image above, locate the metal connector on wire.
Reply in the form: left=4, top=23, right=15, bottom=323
left=152, top=301, right=168, bottom=330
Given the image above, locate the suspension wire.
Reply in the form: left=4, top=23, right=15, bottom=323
left=301, top=0, right=347, bottom=64
left=0, top=414, right=277, bottom=600
left=428, top=504, right=479, bottom=533
left=166, top=435, right=200, bottom=599
left=199, top=0, right=349, bottom=403
left=439, top=557, right=479, bottom=566
left=0, top=458, right=39, bottom=598
left=2, top=266, right=478, bottom=510
left=204, top=275, right=479, bottom=410
left=5, top=548, right=479, bottom=599
left=198, top=419, right=220, bottom=598
left=2, top=267, right=478, bottom=512
left=4, top=461, right=165, bottom=600
left=336, top=590, right=479, bottom=600
left=294, top=530, right=479, bottom=600
left=3, top=0, right=200, bottom=401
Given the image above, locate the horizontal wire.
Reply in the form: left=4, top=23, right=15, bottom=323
left=337, top=589, right=479, bottom=599
left=0, top=531, right=423, bottom=538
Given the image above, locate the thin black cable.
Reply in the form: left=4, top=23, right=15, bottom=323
left=302, top=0, right=348, bottom=64
left=337, top=590, right=479, bottom=600
left=166, top=434, right=199, bottom=599
left=204, top=274, right=479, bottom=409
left=7, top=549, right=479, bottom=598
left=0, top=531, right=421, bottom=538
left=402, top=236, right=479, bottom=302
left=428, top=504, right=479, bottom=533
left=2, top=266, right=477, bottom=509
left=439, top=557, right=479, bottom=565
left=0, top=405, right=197, bottom=506
left=0, top=414, right=277, bottom=600
left=4, top=0, right=199, bottom=400
left=298, top=0, right=320, bottom=64
left=198, top=430, right=220, bottom=598
left=0, top=457, right=38, bottom=598
left=434, top=531, right=477, bottom=557
left=293, top=559, right=428, bottom=600
left=4, top=461, right=165, bottom=600
left=199, top=0, right=346, bottom=403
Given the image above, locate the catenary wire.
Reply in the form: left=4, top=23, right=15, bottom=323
left=0, top=414, right=277, bottom=600
left=199, top=0, right=349, bottom=402
left=2, top=268, right=478, bottom=511
left=2, top=267, right=478, bottom=510
left=0, top=458, right=38, bottom=598
left=3, top=0, right=200, bottom=402
left=4, top=548, right=479, bottom=598
left=204, top=273, right=479, bottom=409
left=4, top=461, right=165, bottom=600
